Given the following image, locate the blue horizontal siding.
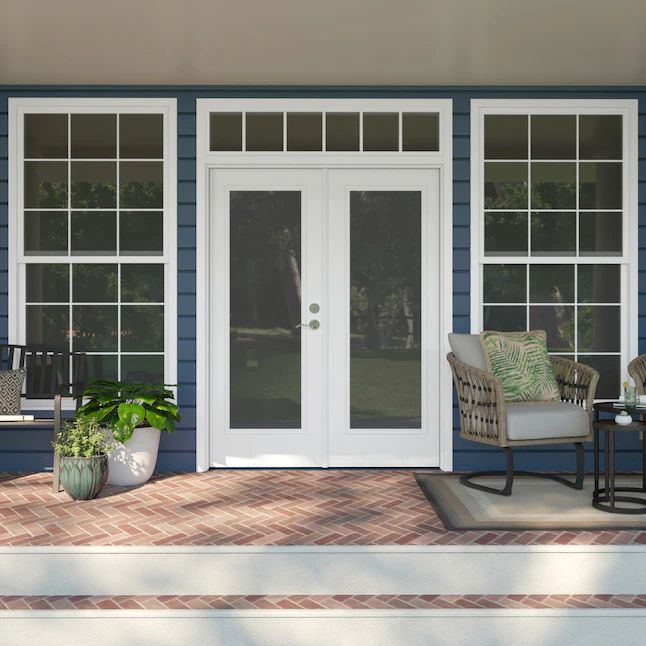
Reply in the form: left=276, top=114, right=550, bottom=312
left=0, top=85, right=645, bottom=473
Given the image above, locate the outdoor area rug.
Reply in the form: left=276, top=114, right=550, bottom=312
left=415, top=473, right=646, bottom=531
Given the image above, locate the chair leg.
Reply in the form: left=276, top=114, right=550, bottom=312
left=574, top=442, right=585, bottom=490
left=459, top=447, right=514, bottom=496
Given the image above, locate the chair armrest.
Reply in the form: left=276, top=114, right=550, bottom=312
left=447, top=352, right=507, bottom=446
left=628, top=354, right=646, bottom=396
left=550, top=356, right=599, bottom=415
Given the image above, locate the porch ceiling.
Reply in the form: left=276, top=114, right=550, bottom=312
left=2, top=0, right=646, bottom=86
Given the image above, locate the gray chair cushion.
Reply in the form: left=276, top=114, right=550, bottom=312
left=448, top=333, right=487, bottom=371
left=506, top=402, right=589, bottom=441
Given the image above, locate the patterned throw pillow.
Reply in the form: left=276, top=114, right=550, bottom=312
left=480, top=330, right=560, bottom=403
left=0, top=369, right=26, bottom=415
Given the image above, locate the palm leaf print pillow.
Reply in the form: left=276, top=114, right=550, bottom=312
left=480, top=330, right=561, bottom=402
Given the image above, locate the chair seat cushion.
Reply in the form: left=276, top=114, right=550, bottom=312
left=506, top=402, right=590, bottom=441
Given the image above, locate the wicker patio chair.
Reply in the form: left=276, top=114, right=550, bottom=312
left=628, top=354, right=646, bottom=396
left=447, top=334, right=599, bottom=496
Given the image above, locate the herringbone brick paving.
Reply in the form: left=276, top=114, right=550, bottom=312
left=1, top=594, right=646, bottom=611
left=1, top=470, right=645, bottom=546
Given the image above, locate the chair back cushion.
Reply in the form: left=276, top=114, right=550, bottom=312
left=0, top=368, right=26, bottom=415
left=480, top=330, right=560, bottom=402
left=448, top=333, right=487, bottom=371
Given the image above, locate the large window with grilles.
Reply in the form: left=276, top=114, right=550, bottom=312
left=9, top=99, right=177, bottom=390
left=471, top=100, right=638, bottom=399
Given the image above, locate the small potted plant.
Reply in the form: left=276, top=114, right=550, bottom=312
left=77, top=381, right=180, bottom=487
left=52, top=417, right=114, bottom=500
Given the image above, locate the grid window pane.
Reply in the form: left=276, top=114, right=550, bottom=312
left=245, top=113, right=283, bottom=151
left=483, top=305, right=526, bottom=331
left=26, top=264, right=69, bottom=302
left=121, top=264, right=164, bottom=302
left=579, top=115, right=622, bottom=160
left=483, top=265, right=526, bottom=303
left=120, top=162, right=163, bottom=208
left=531, top=162, right=576, bottom=209
left=26, top=305, right=69, bottom=350
left=530, top=265, right=574, bottom=302
left=577, top=305, right=620, bottom=352
left=579, top=162, right=622, bottom=209
left=71, top=162, right=117, bottom=208
left=362, top=113, right=398, bottom=151
left=73, top=305, right=118, bottom=351
left=119, top=211, right=163, bottom=255
left=484, top=115, right=527, bottom=159
left=579, top=212, right=622, bottom=256
left=24, top=161, right=67, bottom=208
left=71, top=211, right=117, bottom=255
left=531, top=212, right=576, bottom=256
left=326, top=113, right=360, bottom=151
left=577, top=265, right=620, bottom=303
left=578, top=355, right=620, bottom=399
left=121, top=305, right=164, bottom=351
left=484, top=162, right=527, bottom=209
left=530, top=115, right=576, bottom=159
left=121, top=355, right=164, bottom=383
left=120, top=114, right=163, bottom=159
left=24, top=211, right=68, bottom=255
left=484, top=212, right=528, bottom=256
left=86, top=355, right=119, bottom=383
left=529, top=305, right=574, bottom=351
left=210, top=113, right=242, bottom=151
left=73, top=264, right=118, bottom=303
left=25, top=114, right=68, bottom=159
left=287, top=113, right=322, bottom=151
left=402, top=113, right=439, bottom=151
left=71, top=114, right=116, bottom=158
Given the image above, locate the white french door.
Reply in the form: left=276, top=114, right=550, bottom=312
left=209, top=167, right=439, bottom=467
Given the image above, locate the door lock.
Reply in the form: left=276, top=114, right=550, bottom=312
left=309, top=303, right=320, bottom=314
left=296, top=320, right=320, bottom=330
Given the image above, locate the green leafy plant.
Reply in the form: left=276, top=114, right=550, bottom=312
left=52, top=417, right=115, bottom=458
left=77, top=381, right=180, bottom=444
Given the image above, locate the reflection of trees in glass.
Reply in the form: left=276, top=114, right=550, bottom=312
left=71, top=181, right=116, bottom=208
left=350, top=191, right=420, bottom=351
left=36, top=181, right=67, bottom=208
left=230, top=191, right=301, bottom=332
left=120, top=181, right=163, bottom=208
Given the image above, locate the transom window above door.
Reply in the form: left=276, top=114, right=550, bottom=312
left=471, top=99, right=638, bottom=400
left=207, top=102, right=443, bottom=153
left=9, top=98, right=177, bottom=388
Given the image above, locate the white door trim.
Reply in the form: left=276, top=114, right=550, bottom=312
left=195, top=98, right=454, bottom=472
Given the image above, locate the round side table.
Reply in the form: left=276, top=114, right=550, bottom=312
left=593, top=402, right=646, bottom=514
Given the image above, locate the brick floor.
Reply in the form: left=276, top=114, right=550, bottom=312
left=1, top=470, right=645, bottom=546
left=1, top=594, right=646, bottom=611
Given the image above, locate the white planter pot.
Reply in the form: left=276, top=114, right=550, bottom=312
left=107, top=426, right=161, bottom=486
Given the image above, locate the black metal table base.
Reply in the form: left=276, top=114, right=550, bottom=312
left=593, top=403, right=646, bottom=514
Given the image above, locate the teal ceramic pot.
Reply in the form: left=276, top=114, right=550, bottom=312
left=59, top=455, right=109, bottom=500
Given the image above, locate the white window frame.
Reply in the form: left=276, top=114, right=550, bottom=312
left=195, top=98, right=454, bottom=472
left=470, top=98, right=638, bottom=394
left=8, top=97, right=178, bottom=408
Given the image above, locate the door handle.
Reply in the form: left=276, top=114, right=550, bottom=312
left=296, top=320, right=320, bottom=330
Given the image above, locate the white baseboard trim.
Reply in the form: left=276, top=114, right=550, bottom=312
left=1, top=610, right=646, bottom=646
left=0, top=545, right=644, bottom=596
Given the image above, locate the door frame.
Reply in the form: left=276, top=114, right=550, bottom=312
left=195, top=98, right=454, bottom=471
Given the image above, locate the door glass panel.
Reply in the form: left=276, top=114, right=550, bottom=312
left=350, top=191, right=421, bottom=429
left=210, top=113, right=242, bottom=151
left=229, top=191, right=302, bottom=428
left=402, top=113, right=439, bottom=151
left=362, top=113, right=399, bottom=151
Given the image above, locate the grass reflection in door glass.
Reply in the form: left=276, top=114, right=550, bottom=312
left=350, top=191, right=422, bottom=428
left=229, top=191, right=302, bottom=428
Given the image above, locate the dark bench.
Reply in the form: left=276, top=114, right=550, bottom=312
left=0, top=345, right=87, bottom=492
